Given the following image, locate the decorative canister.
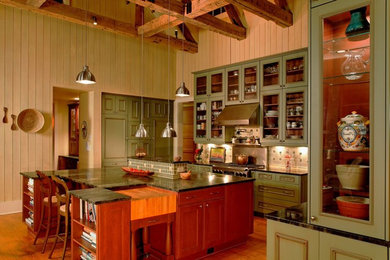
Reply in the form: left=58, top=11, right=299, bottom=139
left=337, top=111, right=369, bottom=151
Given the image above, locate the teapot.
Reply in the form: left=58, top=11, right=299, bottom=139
left=337, top=111, right=369, bottom=151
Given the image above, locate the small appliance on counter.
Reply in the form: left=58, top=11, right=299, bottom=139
left=231, top=127, right=261, bottom=145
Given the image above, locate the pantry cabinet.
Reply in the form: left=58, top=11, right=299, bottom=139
left=310, top=0, right=386, bottom=238
left=260, top=86, right=307, bottom=146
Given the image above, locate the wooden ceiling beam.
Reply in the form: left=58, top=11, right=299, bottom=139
left=224, top=4, right=244, bottom=27
left=135, top=4, right=144, bottom=28
left=131, top=0, right=246, bottom=40
left=126, top=0, right=184, bottom=17
left=274, top=0, right=288, bottom=10
left=26, top=0, right=46, bottom=7
left=178, top=23, right=196, bottom=43
left=224, top=0, right=293, bottom=27
left=0, top=0, right=198, bottom=53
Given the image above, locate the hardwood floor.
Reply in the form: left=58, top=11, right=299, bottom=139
left=0, top=213, right=266, bottom=259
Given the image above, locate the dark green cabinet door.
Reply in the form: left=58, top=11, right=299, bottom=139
left=102, top=116, right=127, bottom=162
left=116, top=95, right=128, bottom=115
left=128, top=97, right=141, bottom=121
left=102, top=94, right=116, bottom=114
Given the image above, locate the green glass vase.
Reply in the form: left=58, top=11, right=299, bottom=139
left=345, top=7, right=370, bottom=38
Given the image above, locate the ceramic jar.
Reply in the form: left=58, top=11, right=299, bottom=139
left=337, top=111, right=369, bottom=151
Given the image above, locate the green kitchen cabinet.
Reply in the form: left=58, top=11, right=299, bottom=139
left=102, top=114, right=128, bottom=166
left=194, top=70, right=225, bottom=99
left=260, top=50, right=307, bottom=91
left=260, top=86, right=307, bottom=146
left=194, top=96, right=230, bottom=144
left=102, top=94, right=128, bottom=115
left=152, top=99, right=170, bottom=118
left=128, top=97, right=152, bottom=121
left=226, top=62, right=259, bottom=105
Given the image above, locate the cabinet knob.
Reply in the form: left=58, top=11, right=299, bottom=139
left=205, top=203, right=209, bottom=207
left=199, top=204, right=203, bottom=208
left=310, top=216, right=317, bottom=221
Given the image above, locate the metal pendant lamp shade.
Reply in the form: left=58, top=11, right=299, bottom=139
left=176, top=82, right=190, bottom=97
left=345, top=7, right=370, bottom=40
left=135, top=123, right=148, bottom=138
left=161, top=122, right=177, bottom=138
left=76, top=65, right=96, bottom=85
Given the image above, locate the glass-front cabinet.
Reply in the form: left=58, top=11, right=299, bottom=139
left=261, top=51, right=307, bottom=91
left=310, top=0, right=386, bottom=239
left=195, top=71, right=225, bottom=99
left=210, top=70, right=224, bottom=96
left=261, top=87, right=307, bottom=146
left=194, top=97, right=226, bottom=144
left=226, top=63, right=259, bottom=105
left=194, top=73, right=208, bottom=98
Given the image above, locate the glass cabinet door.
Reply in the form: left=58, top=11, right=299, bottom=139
left=283, top=87, right=307, bottom=144
left=194, top=99, right=208, bottom=143
left=261, top=91, right=281, bottom=145
left=310, top=0, right=386, bottom=239
left=195, top=74, right=208, bottom=98
left=242, top=63, right=259, bottom=103
left=260, top=58, right=282, bottom=91
left=209, top=97, right=224, bottom=143
left=210, top=70, right=224, bottom=97
left=226, top=66, right=241, bottom=105
left=283, top=52, right=307, bottom=88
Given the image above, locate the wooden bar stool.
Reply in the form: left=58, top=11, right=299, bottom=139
left=49, top=175, right=71, bottom=260
left=33, top=171, right=57, bottom=253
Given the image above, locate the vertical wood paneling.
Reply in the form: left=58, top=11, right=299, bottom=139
left=12, top=8, right=21, bottom=201
left=0, top=3, right=177, bottom=205
left=176, top=0, right=308, bottom=97
left=0, top=5, right=5, bottom=202
left=4, top=7, right=13, bottom=202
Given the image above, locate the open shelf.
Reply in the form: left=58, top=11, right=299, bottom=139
left=73, top=218, right=96, bottom=233
left=73, top=237, right=97, bottom=255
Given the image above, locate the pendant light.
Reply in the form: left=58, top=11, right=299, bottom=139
left=161, top=0, right=177, bottom=138
left=175, top=16, right=190, bottom=97
left=135, top=10, right=148, bottom=138
left=76, top=0, right=96, bottom=85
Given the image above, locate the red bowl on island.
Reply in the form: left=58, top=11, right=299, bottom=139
left=336, top=196, right=369, bottom=220
left=121, top=167, right=154, bottom=176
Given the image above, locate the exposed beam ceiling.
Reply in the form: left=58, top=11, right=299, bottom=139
left=224, top=0, right=293, bottom=27
left=134, top=5, right=144, bottom=28
left=0, top=0, right=198, bottom=53
left=128, top=0, right=246, bottom=40
left=224, top=4, right=244, bottom=27
left=26, top=0, right=46, bottom=7
left=178, top=23, right=196, bottom=43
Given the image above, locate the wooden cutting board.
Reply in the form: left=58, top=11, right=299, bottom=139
left=116, top=187, right=176, bottom=220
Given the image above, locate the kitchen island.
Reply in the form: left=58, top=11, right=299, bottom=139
left=20, top=167, right=254, bottom=259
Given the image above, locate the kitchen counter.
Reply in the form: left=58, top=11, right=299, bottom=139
left=127, top=156, right=190, bottom=164
left=256, top=167, right=308, bottom=175
left=20, top=167, right=254, bottom=192
left=265, top=204, right=388, bottom=247
left=70, top=187, right=131, bottom=205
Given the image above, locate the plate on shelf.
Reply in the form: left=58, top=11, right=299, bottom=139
left=121, top=167, right=154, bottom=177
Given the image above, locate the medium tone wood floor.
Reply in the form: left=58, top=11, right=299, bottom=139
left=0, top=213, right=266, bottom=259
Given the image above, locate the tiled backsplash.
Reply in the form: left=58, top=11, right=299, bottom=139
left=127, top=158, right=187, bottom=179
left=268, top=146, right=308, bottom=170
left=196, top=144, right=308, bottom=172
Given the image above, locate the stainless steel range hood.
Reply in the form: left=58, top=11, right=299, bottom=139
left=215, top=103, right=259, bottom=126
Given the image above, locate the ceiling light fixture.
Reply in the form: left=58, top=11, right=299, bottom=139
left=161, top=0, right=177, bottom=138
left=76, top=0, right=96, bottom=85
left=135, top=9, right=148, bottom=138
left=175, top=11, right=190, bottom=97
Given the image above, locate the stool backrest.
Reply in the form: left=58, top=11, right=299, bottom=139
left=51, top=175, right=70, bottom=214
left=36, top=171, right=52, bottom=199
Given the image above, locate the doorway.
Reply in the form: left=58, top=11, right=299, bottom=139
left=53, top=87, right=85, bottom=170
left=181, top=102, right=195, bottom=162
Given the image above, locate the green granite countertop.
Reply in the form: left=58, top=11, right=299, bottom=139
left=70, top=188, right=131, bottom=205
left=20, top=167, right=254, bottom=192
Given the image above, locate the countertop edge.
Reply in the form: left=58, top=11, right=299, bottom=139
left=70, top=188, right=132, bottom=205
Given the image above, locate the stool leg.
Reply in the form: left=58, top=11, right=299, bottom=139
left=131, top=231, right=137, bottom=260
left=61, top=214, right=69, bottom=260
left=41, top=202, right=51, bottom=253
left=33, top=201, right=45, bottom=245
left=48, top=213, right=61, bottom=259
left=165, top=222, right=172, bottom=256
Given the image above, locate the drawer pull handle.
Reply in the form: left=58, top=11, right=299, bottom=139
left=148, top=220, right=158, bottom=223
left=185, top=196, right=194, bottom=200
left=210, top=191, right=220, bottom=195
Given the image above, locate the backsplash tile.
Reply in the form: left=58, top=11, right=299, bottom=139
left=128, top=158, right=187, bottom=179
left=268, top=146, right=308, bottom=171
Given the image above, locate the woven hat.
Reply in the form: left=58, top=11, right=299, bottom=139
left=17, top=109, right=45, bottom=133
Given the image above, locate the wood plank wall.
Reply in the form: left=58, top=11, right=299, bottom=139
left=0, top=4, right=176, bottom=206
left=175, top=0, right=308, bottom=96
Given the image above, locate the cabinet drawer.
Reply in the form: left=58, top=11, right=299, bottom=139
left=275, top=174, right=299, bottom=185
left=255, top=184, right=300, bottom=203
left=253, top=171, right=274, bottom=182
left=254, top=196, right=298, bottom=214
left=178, top=186, right=224, bottom=205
